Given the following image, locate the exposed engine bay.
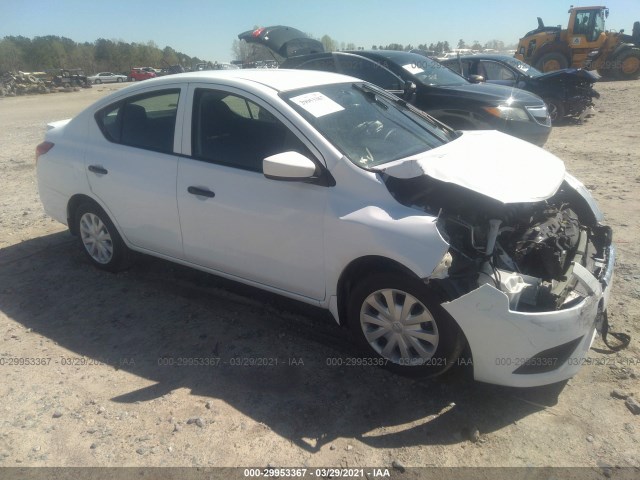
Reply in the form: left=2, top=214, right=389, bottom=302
left=384, top=174, right=612, bottom=312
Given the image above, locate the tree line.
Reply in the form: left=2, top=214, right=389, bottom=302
left=0, top=35, right=206, bottom=74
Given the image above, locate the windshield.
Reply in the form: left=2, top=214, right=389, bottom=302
left=374, top=52, right=469, bottom=86
left=503, top=57, right=543, bottom=77
left=282, top=82, right=453, bottom=168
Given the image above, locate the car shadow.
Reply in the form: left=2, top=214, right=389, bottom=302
left=0, top=231, right=567, bottom=452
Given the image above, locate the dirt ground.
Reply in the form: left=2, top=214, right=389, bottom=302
left=0, top=80, right=639, bottom=474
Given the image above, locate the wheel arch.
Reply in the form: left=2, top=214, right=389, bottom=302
left=67, top=194, right=119, bottom=238
left=335, top=255, right=421, bottom=327
left=611, top=43, right=637, bottom=59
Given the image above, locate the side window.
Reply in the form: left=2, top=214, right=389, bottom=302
left=444, top=61, right=462, bottom=75
left=95, top=89, right=180, bottom=153
left=335, top=55, right=404, bottom=91
left=574, top=12, right=590, bottom=35
left=191, top=88, right=314, bottom=173
left=478, top=61, right=516, bottom=81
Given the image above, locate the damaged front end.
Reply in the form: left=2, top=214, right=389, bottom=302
left=384, top=170, right=615, bottom=387
left=537, top=68, right=600, bottom=119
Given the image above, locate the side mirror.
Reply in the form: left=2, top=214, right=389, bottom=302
left=468, top=74, right=485, bottom=83
left=263, top=151, right=317, bottom=181
left=403, top=81, right=417, bottom=101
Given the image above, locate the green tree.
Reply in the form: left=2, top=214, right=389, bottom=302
left=320, top=35, right=337, bottom=52
left=0, top=38, right=25, bottom=71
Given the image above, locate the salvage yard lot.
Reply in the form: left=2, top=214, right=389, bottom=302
left=0, top=80, right=639, bottom=469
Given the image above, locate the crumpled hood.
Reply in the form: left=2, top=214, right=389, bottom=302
left=377, top=130, right=566, bottom=204
left=536, top=67, right=600, bottom=84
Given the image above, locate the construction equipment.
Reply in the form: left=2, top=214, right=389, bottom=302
left=515, top=6, right=640, bottom=80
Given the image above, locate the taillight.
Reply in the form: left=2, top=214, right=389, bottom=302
left=36, top=141, right=54, bottom=164
left=252, top=27, right=265, bottom=37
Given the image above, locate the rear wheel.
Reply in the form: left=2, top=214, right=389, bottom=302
left=544, top=97, right=565, bottom=123
left=614, top=50, right=640, bottom=80
left=117, top=77, right=123, bottom=83
left=75, top=202, right=130, bottom=272
left=347, top=272, right=465, bottom=377
left=535, top=52, right=569, bottom=72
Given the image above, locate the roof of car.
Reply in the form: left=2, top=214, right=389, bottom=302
left=128, top=69, right=357, bottom=93
left=441, top=54, right=519, bottom=62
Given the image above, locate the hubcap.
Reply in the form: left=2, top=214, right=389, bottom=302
left=79, top=213, right=113, bottom=264
left=360, top=289, right=439, bottom=365
left=622, top=56, right=639, bottom=75
left=548, top=103, right=558, bottom=121
left=543, top=59, right=561, bottom=72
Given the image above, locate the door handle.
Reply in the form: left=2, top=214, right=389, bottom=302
left=188, top=186, right=215, bottom=198
left=88, top=165, right=108, bottom=174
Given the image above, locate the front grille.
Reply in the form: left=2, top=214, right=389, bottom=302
left=526, top=105, right=552, bottom=127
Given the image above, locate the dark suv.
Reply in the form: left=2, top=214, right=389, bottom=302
left=239, top=26, right=552, bottom=146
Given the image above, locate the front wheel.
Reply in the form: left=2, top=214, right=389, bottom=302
left=347, top=272, right=465, bottom=377
left=94, top=79, right=101, bottom=84
left=117, top=77, right=123, bottom=83
left=615, top=50, right=640, bottom=80
left=75, top=202, right=130, bottom=272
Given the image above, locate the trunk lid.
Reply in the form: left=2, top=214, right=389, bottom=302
left=238, top=26, right=324, bottom=59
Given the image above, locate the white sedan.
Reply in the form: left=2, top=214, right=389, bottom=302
left=36, top=70, right=615, bottom=387
left=87, top=72, right=128, bottom=84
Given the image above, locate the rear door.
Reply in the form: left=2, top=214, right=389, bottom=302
left=86, top=85, right=186, bottom=258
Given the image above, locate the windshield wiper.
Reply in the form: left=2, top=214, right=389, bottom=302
left=352, top=83, right=388, bottom=109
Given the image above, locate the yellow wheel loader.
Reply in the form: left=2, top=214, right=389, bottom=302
left=515, top=6, right=640, bottom=80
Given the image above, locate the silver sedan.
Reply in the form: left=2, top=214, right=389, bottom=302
left=87, top=72, right=128, bottom=84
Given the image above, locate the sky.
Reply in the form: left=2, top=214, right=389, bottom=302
left=2, top=0, right=639, bottom=62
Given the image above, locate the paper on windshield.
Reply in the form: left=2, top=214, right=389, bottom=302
left=290, top=92, right=344, bottom=117
left=402, top=64, right=424, bottom=75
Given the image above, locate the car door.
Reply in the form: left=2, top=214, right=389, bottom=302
left=86, top=86, right=186, bottom=258
left=176, top=85, right=328, bottom=300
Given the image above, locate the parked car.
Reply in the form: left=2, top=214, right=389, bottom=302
left=87, top=72, right=128, bottom=84
left=50, top=68, right=91, bottom=88
left=36, top=70, right=614, bottom=387
left=239, top=26, right=552, bottom=146
left=439, top=54, right=600, bottom=122
left=129, top=68, right=157, bottom=81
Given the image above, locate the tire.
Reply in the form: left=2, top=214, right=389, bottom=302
left=614, top=50, right=640, bottom=80
left=94, top=79, right=101, bottom=84
left=117, top=77, right=123, bottom=83
left=347, top=272, right=465, bottom=377
left=75, top=202, right=130, bottom=272
left=535, top=52, right=569, bottom=72
left=544, top=97, right=565, bottom=123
